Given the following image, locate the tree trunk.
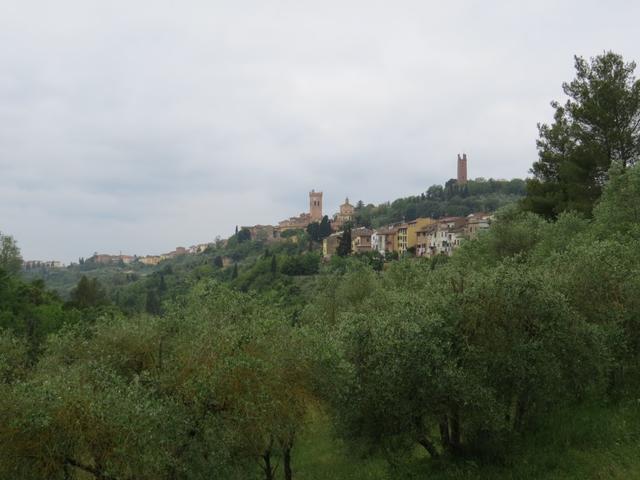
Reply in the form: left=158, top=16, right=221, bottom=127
left=514, top=396, right=527, bottom=431
left=417, top=435, right=439, bottom=458
left=261, top=450, right=276, bottom=480
left=283, top=445, right=293, bottom=480
left=65, top=458, right=117, bottom=480
left=450, top=409, right=461, bottom=453
left=439, top=414, right=450, bottom=451
left=413, top=416, right=439, bottom=458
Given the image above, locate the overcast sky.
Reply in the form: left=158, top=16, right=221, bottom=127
left=1, top=1, right=639, bottom=263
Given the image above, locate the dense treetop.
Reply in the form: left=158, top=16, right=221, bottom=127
left=524, top=52, right=640, bottom=217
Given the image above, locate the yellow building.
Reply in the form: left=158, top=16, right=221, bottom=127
left=407, top=218, right=436, bottom=248
left=397, top=218, right=436, bottom=254
left=397, top=224, right=408, bottom=253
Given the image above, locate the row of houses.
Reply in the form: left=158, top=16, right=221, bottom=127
left=23, top=260, right=65, bottom=270
left=323, top=213, right=492, bottom=258
left=83, top=244, right=211, bottom=267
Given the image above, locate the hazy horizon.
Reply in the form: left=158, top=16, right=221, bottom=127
left=2, top=1, right=639, bottom=263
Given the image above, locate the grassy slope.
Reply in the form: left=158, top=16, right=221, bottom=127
left=294, top=409, right=388, bottom=480
left=291, top=401, right=640, bottom=480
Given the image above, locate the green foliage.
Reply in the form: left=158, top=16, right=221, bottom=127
left=231, top=263, right=238, bottom=279
left=68, top=275, right=109, bottom=309
left=304, top=255, right=612, bottom=460
left=0, top=329, right=28, bottom=384
left=281, top=252, right=320, bottom=276
left=307, top=218, right=331, bottom=243
left=0, top=282, right=315, bottom=479
left=353, top=251, right=385, bottom=272
left=593, top=162, right=640, bottom=238
left=336, top=226, right=352, bottom=257
left=524, top=52, right=640, bottom=217
left=280, top=228, right=302, bottom=238
left=237, top=227, right=252, bottom=243
left=0, top=231, right=22, bottom=275
left=279, top=401, right=640, bottom=480
left=356, top=178, right=525, bottom=228
left=0, top=270, right=72, bottom=358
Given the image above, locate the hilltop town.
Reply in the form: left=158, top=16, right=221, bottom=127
left=241, top=152, right=491, bottom=259
left=22, top=153, right=504, bottom=270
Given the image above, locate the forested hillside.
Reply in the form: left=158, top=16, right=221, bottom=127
left=355, top=177, right=525, bottom=227
left=22, top=176, right=525, bottom=306
left=2, top=51, right=640, bottom=480
left=3, top=164, right=640, bottom=479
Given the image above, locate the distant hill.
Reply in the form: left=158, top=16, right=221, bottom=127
left=23, top=177, right=526, bottom=302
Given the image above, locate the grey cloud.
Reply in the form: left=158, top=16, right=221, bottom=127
left=1, top=0, right=639, bottom=262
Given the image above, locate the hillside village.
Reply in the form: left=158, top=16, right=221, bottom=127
left=24, top=153, right=495, bottom=269
left=243, top=152, right=492, bottom=259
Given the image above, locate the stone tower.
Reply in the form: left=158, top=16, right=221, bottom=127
left=457, top=153, right=468, bottom=184
left=309, top=190, right=323, bottom=222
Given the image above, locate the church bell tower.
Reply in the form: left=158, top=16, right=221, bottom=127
left=309, top=190, right=323, bottom=222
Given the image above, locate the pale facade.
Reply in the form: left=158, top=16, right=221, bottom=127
left=139, top=256, right=161, bottom=266
left=397, top=225, right=408, bottom=253
left=464, top=213, right=492, bottom=238
left=23, top=260, right=65, bottom=269
left=372, top=227, right=397, bottom=255
left=416, top=217, right=467, bottom=257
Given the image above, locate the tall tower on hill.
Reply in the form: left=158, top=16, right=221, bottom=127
left=457, top=153, right=468, bottom=184
left=309, top=190, right=323, bottom=222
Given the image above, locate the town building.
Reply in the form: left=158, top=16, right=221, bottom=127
left=394, top=217, right=438, bottom=255
left=396, top=224, right=409, bottom=253
left=188, top=244, right=211, bottom=254
left=23, top=260, right=65, bottom=270
left=242, top=224, right=280, bottom=242
left=416, top=216, right=467, bottom=257
left=406, top=217, right=436, bottom=250
left=139, top=256, right=161, bottom=266
left=89, top=254, right=115, bottom=265
left=371, top=227, right=397, bottom=256
left=465, top=212, right=492, bottom=238
left=322, top=232, right=343, bottom=258
left=351, top=227, right=373, bottom=253
left=332, top=197, right=355, bottom=230
left=277, top=190, right=323, bottom=232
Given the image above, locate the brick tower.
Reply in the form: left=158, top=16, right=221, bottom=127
left=457, top=153, right=468, bottom=184
left=309, top=190, right=323, bottom=222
